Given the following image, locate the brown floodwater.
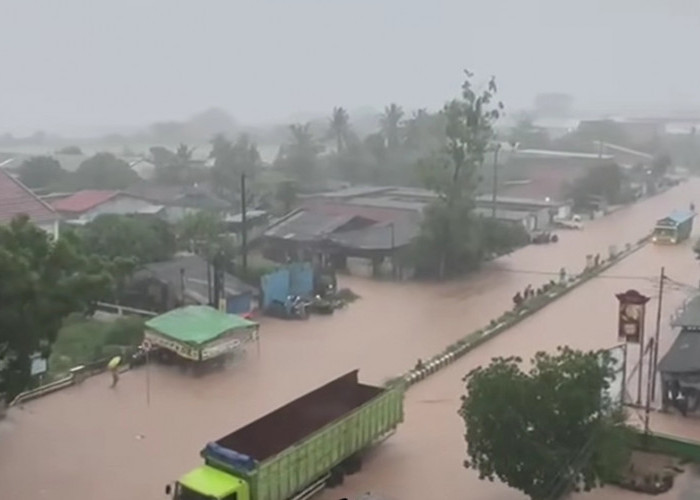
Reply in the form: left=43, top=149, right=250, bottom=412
left=2, top=180, right=700, bottom=500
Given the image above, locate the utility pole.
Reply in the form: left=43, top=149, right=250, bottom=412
left=389, top=222, right=396, bottom=279
left=637, top=310, right=646, bottom=406
left=651, top=267, right=665, bottom=401
left=491, top=144, right=501, bottom=218
left=240, top=172, right=248, bottom=272
left=644, top=337, right=655, bottom=435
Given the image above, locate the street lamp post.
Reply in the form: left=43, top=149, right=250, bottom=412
left=491, top=144, right=501, bottom=218
left=389, top=222, right=396, bottom=279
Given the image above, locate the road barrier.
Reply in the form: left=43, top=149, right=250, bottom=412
left=397, top=235, right=651, bottom=388
left=8, top=353, right=131, bottom=407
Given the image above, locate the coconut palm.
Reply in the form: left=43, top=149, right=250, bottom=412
left=328, top=107, right=350, bottom=153
left=380, top=103, right=404, bottom=150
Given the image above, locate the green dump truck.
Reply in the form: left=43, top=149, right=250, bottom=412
left=166, top=370, right=405, bottom=500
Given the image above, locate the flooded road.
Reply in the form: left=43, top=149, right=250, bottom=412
left=321, top=219, right=700, bottom=500
left=2, top=180, right=700, bottom=500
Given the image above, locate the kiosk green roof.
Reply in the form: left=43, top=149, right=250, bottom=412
left=145, top=305, right=257, bottom=345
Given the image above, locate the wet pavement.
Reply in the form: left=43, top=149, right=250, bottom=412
left=2, top=180, right=700, bottom=500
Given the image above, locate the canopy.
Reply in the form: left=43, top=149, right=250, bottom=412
left=145, top=305, right=257, bottom=346
left=658, top=330, right=700, bottom=375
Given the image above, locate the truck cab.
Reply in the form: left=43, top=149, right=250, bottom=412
left=168, top=465, right=250, bottom=500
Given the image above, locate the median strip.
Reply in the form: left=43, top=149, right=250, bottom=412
left=393, top=236, right=651, bottom=388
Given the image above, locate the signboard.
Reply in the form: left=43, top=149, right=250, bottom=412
left=201, top=338, right=242, bottom=360
left=615, top=289, right=650, bottom=344
left=30, top=352, right=48, bottom=376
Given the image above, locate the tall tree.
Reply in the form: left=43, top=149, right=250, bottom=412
left=412, top=71, right=503, bottom=278
left=276, top=123, right=322, bottom=184
left=328, top=107, right=351, bottom=153
left=460, top=347, right=631, bottom=499
left=152, top=143, right=197, bottom=185
left=210, top=134, right=261, bottom=196
left=380, top=103, right=404, bottom=150
left=17, top=156, right=66, bottom=189
left=0, top=216, right=112, bottom=400
left=74, top=152, right=140, bottom=190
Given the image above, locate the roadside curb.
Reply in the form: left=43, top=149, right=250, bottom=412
left=391, top=235, right=651, bottom=389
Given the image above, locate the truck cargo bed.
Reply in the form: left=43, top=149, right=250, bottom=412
left=216, top=371, right=383, bottom=461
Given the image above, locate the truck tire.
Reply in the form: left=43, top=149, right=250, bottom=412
left=326, top=466, right=345, bottom=488
left=342, top=455, right=362, bottom=475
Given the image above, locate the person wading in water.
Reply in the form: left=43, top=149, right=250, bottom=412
left=108, top=356, right=121, bottom=388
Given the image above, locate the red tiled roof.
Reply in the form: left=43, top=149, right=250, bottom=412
left=0, top=169, right=58, bottom=224
left=51, top=190, right=120, bottom=213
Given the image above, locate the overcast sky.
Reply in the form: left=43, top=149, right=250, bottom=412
left=1, top=0, right=699, bottom=135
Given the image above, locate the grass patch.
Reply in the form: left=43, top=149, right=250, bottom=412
left=49, top=314, right=145, bottom=376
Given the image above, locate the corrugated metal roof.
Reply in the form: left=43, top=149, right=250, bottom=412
left=264, top=210, right=359, bottom=241
left=327, top=219, right=419, bottom=251
left=672, top=295, right=700, bottom=329
left=515, top=149, right=614, bottom=161
left=660, top=210, right=696, bottom=225
left=51, top=190, right=121, bottom=213
left=658, top=329, right=700, bottom=375
left=0, top=168, right=59, bottom=224
left=474, top=207, right=533, bottom=221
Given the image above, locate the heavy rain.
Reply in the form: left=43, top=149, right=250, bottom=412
left=2, top=2, right=700, bottom=500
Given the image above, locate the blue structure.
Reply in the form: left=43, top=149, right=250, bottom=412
left=654, top=209, right=695, bottom=244
left=260, top=263, right=314, bottom=310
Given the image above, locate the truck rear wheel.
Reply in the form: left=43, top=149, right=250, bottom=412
left=342, top=455, right=362, bottom=475
left=326, top=466, right=345, bottom=488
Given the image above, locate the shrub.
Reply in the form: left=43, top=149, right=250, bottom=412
left=104, top=317, right=145, bottom=346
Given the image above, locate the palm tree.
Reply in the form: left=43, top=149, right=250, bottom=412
left=328, top=107, right=350, bottom=153
left=380, top=103, right=404, bottom=150
left=285, top=123, right=322, bottom=183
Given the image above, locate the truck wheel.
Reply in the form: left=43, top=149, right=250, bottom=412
left=342, top=455, right=362, bottom=475
left=326, top=467, right=345, bottom=488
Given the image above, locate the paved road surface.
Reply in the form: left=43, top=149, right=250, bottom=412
left=1, top=181, right=699, bottom=500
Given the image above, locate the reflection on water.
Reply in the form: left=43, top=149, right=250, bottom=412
left=2, top=181, right=700, bottom=500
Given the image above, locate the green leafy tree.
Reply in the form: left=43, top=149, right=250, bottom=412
left=73, top=152, right=140, bottom=189
left=81, top=214, right=176, bottom=264
left=651, top=153, right=671, bottom=178
left=569, top=163, right=624, bottom=208
left=176, top=210, right=233, bottom=259
left=460, top=347, right=631, bottom=500
left=328, top=107, right=351, bottom=153
left=152, top=143, right=197, bottom=185
left=380, top=103, right=404, bottom=150
left=149, top=146, right=177, bottom=169
left=17, top=156, right=66, bottom=189
left=0, top=215, right=112, bottom=400
left=412, top=71, right=503, bottom=278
